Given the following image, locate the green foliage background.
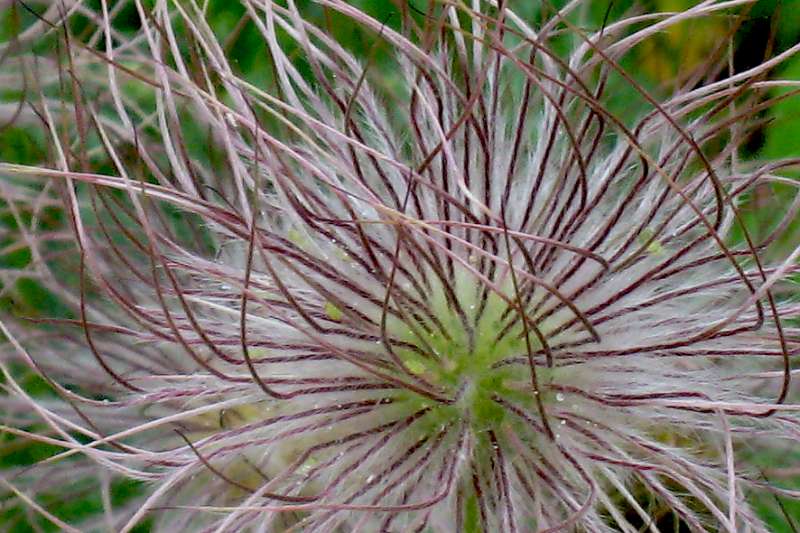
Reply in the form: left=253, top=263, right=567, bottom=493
left=1, top=0, right=799, bottom=531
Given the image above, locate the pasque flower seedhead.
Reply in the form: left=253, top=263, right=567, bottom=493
left=1, top=1, right=800, bottom=531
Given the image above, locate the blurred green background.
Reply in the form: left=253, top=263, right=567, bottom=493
left=1, top=0, right=800, bottom=531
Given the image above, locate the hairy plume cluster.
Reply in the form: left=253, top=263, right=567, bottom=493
left=1, top=1, right=800, bottom=531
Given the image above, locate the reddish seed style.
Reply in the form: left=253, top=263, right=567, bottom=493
left=1, top=1, right=800, bottom=531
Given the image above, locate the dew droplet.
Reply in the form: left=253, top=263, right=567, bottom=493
left=555, top=393, right=564, bottom=402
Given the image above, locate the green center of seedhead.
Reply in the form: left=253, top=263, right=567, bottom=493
left=392, top=274, right=547, bottom=433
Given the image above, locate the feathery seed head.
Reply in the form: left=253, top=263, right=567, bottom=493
left=1, top=1, right=800, bottom=532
